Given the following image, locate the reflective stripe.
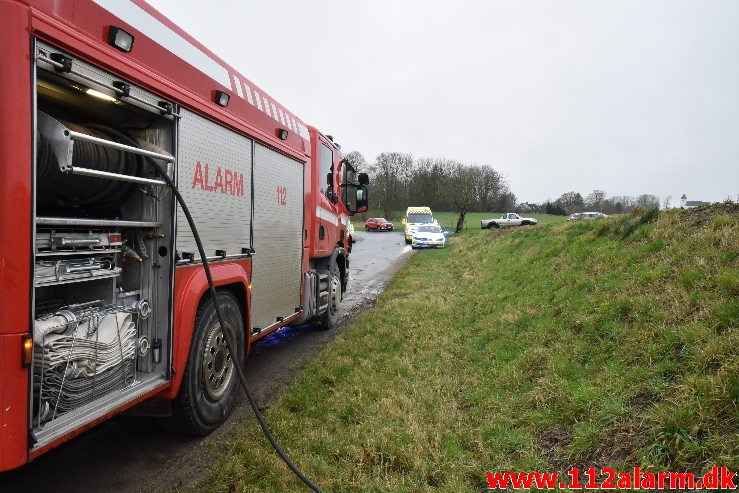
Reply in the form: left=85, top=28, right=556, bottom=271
left=316, top=206, right=338, bottom=226
left=233, top=75, right=244, bottom=98
left=243, top=83, right=254, bottom=105
left=91, top=0, right=231, bottom=88
left=298, top=123, right=310, bottom=141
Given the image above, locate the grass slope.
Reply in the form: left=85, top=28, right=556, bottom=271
left=197, top=206, right=738, bottom=493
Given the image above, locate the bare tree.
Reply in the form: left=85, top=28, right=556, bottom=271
left=604, top=195, right=635, bottom=214
left=585, top=189, right=607, bottom=211
left=444, top=161, right=477, bottom=233
left=411, top=157, right=449, bottom=210
left=662, top=195, right=672, bottom=209
left=368, top=152, right=413, bottom=219
left=636, top=194, right=660, bottom=210
left=475, top=165, right=504, bottom=212
left=555, top=191, right=585, bottom=214
left=344, top=150, right=367, bottom=172
left=494, top=189, right=517, bottom=212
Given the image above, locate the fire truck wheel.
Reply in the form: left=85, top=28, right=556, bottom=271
left=318, top=262, right=342, bottom=330
left=170, top=291, right=245, bottom=435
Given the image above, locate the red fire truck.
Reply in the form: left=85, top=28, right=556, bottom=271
left=0, top=0, right=368, bottom=471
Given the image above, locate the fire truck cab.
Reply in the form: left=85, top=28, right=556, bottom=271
left=0, top=0, right=367, bottom=471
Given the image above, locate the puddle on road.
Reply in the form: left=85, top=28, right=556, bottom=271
left=255, top=324, right=311, bottom=347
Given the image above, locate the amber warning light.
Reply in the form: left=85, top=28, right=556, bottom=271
left=22, top=335, right=33, bottom=367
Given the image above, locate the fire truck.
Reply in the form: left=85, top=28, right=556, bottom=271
left=0, top=0, right=368, bottom=471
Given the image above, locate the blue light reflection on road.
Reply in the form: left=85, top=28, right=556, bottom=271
left=254, top=324, right=312, bottom=347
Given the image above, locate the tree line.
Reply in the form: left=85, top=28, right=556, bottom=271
left=345, top=151, right=516, bottom=221
left=345, top=150, right=663, bottom=226
left=539, top=190, right=661, bottom=215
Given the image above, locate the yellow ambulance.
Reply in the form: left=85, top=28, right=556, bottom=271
left=402, top=206, right=434, bottom=244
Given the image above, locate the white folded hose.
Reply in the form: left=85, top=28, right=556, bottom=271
left=34, top=311, right=136, bottom=378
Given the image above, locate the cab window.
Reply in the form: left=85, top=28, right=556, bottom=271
left=320, top=143, right=333, bottom=198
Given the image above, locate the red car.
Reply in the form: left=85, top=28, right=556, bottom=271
left=364, top=217, right=394, bottom=231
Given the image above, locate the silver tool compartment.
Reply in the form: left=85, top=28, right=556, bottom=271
left=175, top=108, right=253, bottom=262
left=249, top=142, right=305, bottom=332
left=31, top=41, right=176, bottom=449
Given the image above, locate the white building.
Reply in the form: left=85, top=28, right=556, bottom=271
left=680, top=194, right=711, bottom=208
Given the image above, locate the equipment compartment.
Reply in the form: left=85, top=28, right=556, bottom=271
left=31, top=41, right=176, bottom=448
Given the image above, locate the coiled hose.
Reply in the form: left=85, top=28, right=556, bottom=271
left=36, top=122, right=140, bottom=208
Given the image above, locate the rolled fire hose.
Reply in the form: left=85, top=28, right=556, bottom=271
left=34, top=310, right=137, bottom=417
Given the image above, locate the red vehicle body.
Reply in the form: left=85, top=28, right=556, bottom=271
left=364, top=217, right=394, bottom=231
left=0, top=0, right=367, bottom=471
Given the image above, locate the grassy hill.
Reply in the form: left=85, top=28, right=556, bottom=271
left=198, top=205, right=738, bottom=493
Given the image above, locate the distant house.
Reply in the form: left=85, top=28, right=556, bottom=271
left=680, top=194, right=711, bottom=209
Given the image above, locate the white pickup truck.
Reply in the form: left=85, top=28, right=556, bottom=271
left=481, top=213, right=538, bottom=229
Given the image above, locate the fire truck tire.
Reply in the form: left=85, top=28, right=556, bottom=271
left=318, top=261, right=341, bottom=330
left=170, top=291, right=245, bottom=435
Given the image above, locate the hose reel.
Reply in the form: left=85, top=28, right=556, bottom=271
left=37, top=112, right=143, bottom=208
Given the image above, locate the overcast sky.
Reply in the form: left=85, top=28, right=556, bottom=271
left=146, top=0, right=738, bottom=205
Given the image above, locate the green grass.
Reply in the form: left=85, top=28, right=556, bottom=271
left=193, top=206, right=738, bottom=492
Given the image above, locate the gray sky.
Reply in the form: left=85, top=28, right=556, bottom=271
left=147, top=0, right=738, bottom=205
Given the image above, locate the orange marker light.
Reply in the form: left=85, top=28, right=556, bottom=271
left=22, top=335, right=33, bottom=367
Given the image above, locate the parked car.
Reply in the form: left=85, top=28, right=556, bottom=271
left=567, top=212, right=608, bottom=221
left=411, top=224, right=446, bottom=249
left=364, top=217, right=394, bottom=231
left=480, top=213, right=538, bottom=229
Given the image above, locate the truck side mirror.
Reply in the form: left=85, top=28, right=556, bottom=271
left=353, top=186, right=368, bottom=214
left=358, top=173, right=369, bottom=185
left=402, top=218, right=407, bottom=224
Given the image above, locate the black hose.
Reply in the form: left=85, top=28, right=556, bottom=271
left=142, top=154, right=322, bottom=493
left=37, top=119, right=138, bottom=208
left=40, top=119, right=320, bottom=490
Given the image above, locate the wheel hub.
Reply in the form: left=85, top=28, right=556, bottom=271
left=202, top=323, right=234, bottom=400
left=328, top=275, right=341, bottom=316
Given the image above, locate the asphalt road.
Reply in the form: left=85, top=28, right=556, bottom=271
left=1, top=230, right=412, bottom=493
